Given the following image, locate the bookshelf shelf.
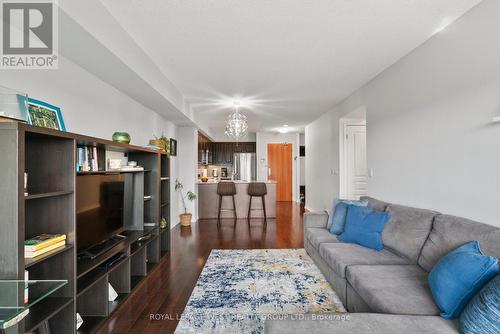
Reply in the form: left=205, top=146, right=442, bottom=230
left=24, top=297, right=74, bottom=333
left=108, top=293, right=128, bottom=314
left=76, top=169, right=145, bottom=175
left=25, top=190, right=74, bottom=200
left=25, top=244, right=74, bottom=268
left=77, top=267, right=107, bottom=296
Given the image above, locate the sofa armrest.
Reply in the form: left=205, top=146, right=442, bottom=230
left=304, top=211, right=329, bottom=229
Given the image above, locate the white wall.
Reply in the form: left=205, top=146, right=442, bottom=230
left=176, top=127, right=198, bottom=224
left=256, top=131, right=300, bottom=202
left=0, top=56, right=176, bottom=144
left=305, top=111, right=340, bottom=212
left=0, top=55, right=180, bottom=227
left=305, top=0, right=500, bottom=226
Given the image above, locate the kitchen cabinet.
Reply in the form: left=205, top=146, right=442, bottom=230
left=198, top=133, right=214, bottom=164
left=211, top=142, right=256, bottom=165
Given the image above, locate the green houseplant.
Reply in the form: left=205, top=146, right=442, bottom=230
left=175, top=179, right=196, bottom=226
left=149, top=133, right=170, bottom=155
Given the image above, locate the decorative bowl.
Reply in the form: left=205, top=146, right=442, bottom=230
left=112, top=132, right=131, bottom=144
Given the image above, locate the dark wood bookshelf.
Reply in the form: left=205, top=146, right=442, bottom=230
left=77, top=267, right=107, bottom=296
left=108, top=293, right=128, bottom=314
left=25, top=190, right=74, bottom=200
left=0, top=122, right=171, bottom=334
left=24, top=297, right=74, bottom=333
left=25, top=244, right=74, bottom=268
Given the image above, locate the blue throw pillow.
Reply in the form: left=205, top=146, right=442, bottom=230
left=327, top=199, right=368, bottom=234
left=337, top=205, right=390, bottom=250
left=460, top=274, right=500, bottom=334
left=428, top=241, right=499, bottom=319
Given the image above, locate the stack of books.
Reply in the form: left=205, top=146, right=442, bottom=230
left=77, top=146, right=99, bottom=172
left=24, top=234, right=66, bottom=258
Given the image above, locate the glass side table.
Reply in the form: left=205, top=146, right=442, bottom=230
left=0, top=280, right=67, bottom=333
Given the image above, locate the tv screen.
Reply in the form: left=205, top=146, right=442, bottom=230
left=76, top=174, right=125, bottom=252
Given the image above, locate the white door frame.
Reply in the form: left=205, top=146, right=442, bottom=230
left=339, top=118, right=367, bottom=199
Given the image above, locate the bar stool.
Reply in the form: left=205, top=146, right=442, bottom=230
left=247, top=182, right=267, bottom=224
left=217, top=181, right=237, bottom=223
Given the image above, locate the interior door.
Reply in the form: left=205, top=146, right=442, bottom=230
left=346, top=125, right=367, bottom=199
left=267, top=143, right=292, bottom=201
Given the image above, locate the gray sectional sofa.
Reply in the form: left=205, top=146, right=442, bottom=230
left=266, top=197, right=500, bottom=333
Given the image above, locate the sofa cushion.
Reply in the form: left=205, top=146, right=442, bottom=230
left=429, top=241, right=499, bottom=319
left=318, top=243, right=409, bottom=278
left=328, top=199, right=368, bottom=233
left=418, top=214, right=500, bottom=272
left=338, top=205, right=390, bottom=250
left=460, top=274, right=500, bottom=334
left=382, top=204, right=437, bottom=263
left=306, top=228, right=339, bottom=250
left=265, top=313, right=459, bottom=334
left=346, top=265, right=440, bottom=315
left=360, top=196, right=390, bottom=212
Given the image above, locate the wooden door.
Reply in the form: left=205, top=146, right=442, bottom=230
left=267, top=143, right=292, bottom=201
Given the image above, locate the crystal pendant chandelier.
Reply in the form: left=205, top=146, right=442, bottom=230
left=225, top=102, right=248, bottom=141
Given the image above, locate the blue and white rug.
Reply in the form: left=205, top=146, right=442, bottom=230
left=175, top=249, right=346, bottom=334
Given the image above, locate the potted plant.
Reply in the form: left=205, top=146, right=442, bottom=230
left=175, top=179, right=197, bottom=226
left=149, top=133, right=170, bottom=155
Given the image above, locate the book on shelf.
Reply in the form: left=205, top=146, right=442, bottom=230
left=77, top=146, right=100, bottom=172
left=24, top=233, right=66, bottom=252
left=25, top=240, right=66, bottom=258
left=24, top=270, right=29, bottom=303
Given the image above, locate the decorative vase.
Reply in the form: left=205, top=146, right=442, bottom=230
left=180, top=213, right=192, bottom=227
left=112, top=132, right=131, bottom=144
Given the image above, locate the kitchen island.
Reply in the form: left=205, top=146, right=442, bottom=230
left=197, top=181, right=276, bottom=219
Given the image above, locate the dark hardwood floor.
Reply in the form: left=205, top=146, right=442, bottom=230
left=97, top=202, right=305, bottom=334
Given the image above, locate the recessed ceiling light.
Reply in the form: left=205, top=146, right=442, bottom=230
left=283, top=124, right=289, bottom=127
left=278, top=127, right=289, bottom=134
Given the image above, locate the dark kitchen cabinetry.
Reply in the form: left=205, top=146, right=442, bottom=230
left=198, top=132, right=256, bottom=165
left=213, top=142, right=256, bottom=165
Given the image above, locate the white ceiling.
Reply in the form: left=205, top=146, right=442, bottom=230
left=100, top=0, right=481, bottom=134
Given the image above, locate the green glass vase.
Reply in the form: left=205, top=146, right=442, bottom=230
left=112, top=132, right=131, bottom=144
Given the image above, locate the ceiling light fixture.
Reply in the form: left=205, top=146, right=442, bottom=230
left=225, top=101, right=248, bottom=141
left=278, top=125, right=289, bottom=134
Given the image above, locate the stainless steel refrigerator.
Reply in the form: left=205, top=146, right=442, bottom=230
left=233, top=153, right=256, bottom=181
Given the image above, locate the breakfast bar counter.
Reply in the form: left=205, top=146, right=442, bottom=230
left=197, top=181, right=276, bottom=219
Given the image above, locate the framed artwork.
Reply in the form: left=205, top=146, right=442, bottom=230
left=17, top=95, right=66, bottom=131
left=170, top=138, right=177, bottom=156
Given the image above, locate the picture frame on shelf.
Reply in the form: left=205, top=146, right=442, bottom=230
left=17, top=95, right=66, bottom=131
left=170, top=138, right=177, bottom=156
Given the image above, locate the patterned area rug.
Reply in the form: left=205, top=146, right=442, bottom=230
left=175, top=249, right=346, bottom=334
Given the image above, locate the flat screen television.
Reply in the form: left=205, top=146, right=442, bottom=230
left=76, top=174, right=125, bottom=253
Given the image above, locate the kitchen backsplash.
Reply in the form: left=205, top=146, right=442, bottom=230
left=197, top=164, right=233, bottom=178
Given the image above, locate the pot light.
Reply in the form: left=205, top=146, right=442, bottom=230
left=278, top=125, right=289, bottom=134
